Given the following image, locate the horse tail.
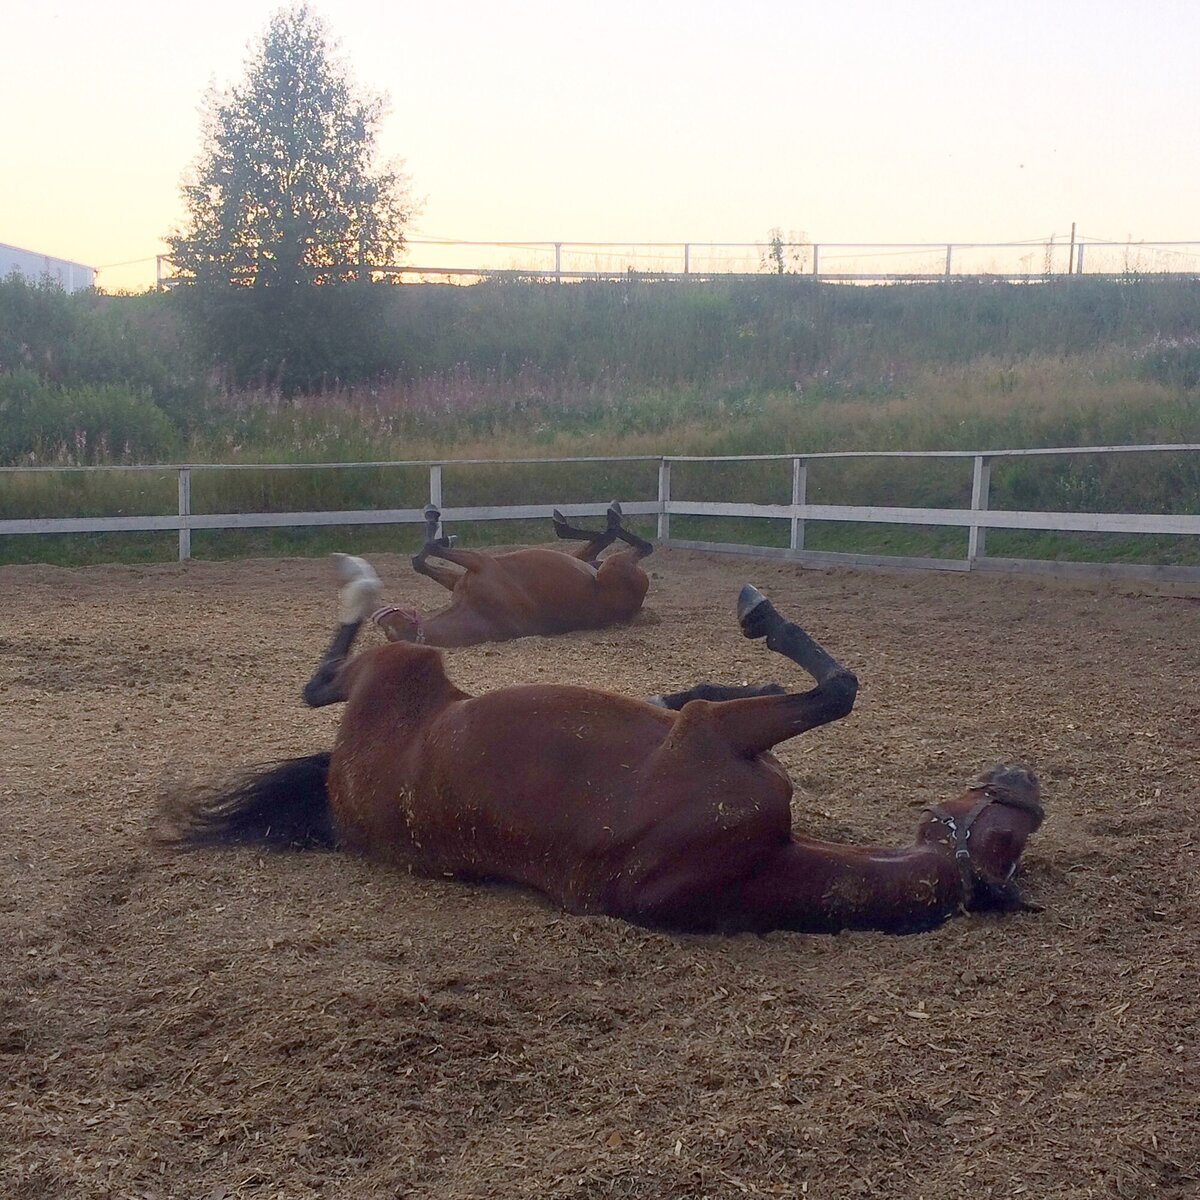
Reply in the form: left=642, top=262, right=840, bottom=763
left=157, top=752, right=336, bottom=849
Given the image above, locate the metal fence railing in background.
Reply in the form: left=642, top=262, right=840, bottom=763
left=3, top=446, right=1199, bottom=580
left=153, top=237, right=1200, bottom=289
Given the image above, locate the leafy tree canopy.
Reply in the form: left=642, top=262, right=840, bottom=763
left=168, top=4, right=411, bottom=288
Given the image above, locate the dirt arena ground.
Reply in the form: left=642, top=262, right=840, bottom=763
left=2, top=547, right=1198, bottom=1199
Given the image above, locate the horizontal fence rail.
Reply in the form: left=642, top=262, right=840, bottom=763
left=153, top=237, right=1200, bottom=289
left=2, top=447, right=1198, bottom=580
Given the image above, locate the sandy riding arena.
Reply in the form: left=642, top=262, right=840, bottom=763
left=2, top=548, right=1198, bottom=1199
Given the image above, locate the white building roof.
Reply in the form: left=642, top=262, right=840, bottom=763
left=1, top=242, right=97, bottom=293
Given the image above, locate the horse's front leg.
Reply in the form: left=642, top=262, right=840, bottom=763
left=303, top=558, right=382, bottom=707
left=649, top=682, right=787, bottom=710
left=412, top=505, right=500, bottom=578
left=699, top=586, right=859, bottom=757
left=411, top=506, right=462, bottom=591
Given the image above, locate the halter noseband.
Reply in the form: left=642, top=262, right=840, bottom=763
left=371, top=606, right=426, bottom=644
left=923, top=781, right=1045, bottom=910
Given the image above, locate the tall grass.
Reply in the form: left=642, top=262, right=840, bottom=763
left=1, top=275, right=1197, bottom=565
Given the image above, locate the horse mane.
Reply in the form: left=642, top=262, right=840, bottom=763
left=155, top=752, right=336, bottom=850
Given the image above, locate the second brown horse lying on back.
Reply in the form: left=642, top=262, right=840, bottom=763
left=166, top=578, right=1046, bottom=936
left=368, top=502, right=653, bottom=647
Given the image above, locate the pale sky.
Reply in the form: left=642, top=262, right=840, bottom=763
left=5, top=0, right=1200, bottom=291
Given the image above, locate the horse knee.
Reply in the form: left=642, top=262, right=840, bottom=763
left=820, top=670, right=858, bottom=720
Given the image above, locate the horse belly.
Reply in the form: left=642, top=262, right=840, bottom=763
left=406, top=693, right=671, bottom=907
left=606, top=753, right=795, bottom=927
left=478, top=555, right=604, bottom=635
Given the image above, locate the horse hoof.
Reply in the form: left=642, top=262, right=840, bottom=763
left=424, top=505, right=441, bottom=522
left=737, top=584, right=774, bottom=638
left=607, top=501, right=623, bottom=529
left=552, top=509, right=567, bottom=525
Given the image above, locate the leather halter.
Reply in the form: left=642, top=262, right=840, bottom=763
left=923, top=782, right=1045, bottom=910
left=372, top=606, right=426, bottom=644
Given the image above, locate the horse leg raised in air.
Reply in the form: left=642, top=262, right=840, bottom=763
left=165, top=571, right=1044, bottom=936
left=372, top=502, right=653, bottom=647
left=550, top=500, right=653, bottom=565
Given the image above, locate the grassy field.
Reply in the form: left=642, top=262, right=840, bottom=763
left=1, top=275, right=1197, bottom=566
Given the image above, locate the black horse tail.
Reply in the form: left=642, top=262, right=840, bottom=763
left=157, top=752, right=336, bottom=849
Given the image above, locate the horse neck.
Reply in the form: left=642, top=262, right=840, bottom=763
left=744, top=837, right=965, bottom=934
left=418, top=601, right=505, bottom=648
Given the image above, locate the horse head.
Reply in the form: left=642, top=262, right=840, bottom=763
left=922, top=763, right=1045, bottom=913
left=371, top=606, right=425, bottom=644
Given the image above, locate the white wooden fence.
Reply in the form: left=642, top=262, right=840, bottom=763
left=155, top=237, right=1200, bottom=288
left=2, top=446, right=1199, bottom=580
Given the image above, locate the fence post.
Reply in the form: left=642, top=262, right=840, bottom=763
left=1076, top=244, right=1086, bottom=275
left=428, top=463, right=444, bottom=537
left=945, top=244, right=953, bottom=277
left=554, top=243, right=562, bottom=283
left=429, top=463, right=443, bottom=509
left=657, top=458, right=671, bottom=541
left=790, top=457, right=808, bottom=551
left=812, top=244, right=819, bottom=277
left=683, top=243, right=690, bottom=275
left=177, top=467, right=192, bottom=561
left=968, top=454, right=991, bottom=564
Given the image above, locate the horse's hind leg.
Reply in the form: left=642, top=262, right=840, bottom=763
left=607, top=501, right=654, bottom=559
left=552, top=507, right=618, bottom=563
left=303, top=560, right=382, bottom=707
left=698, top=586, right=858, bottom=757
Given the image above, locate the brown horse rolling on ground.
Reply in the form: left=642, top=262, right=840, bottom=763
left=367, top=502, right=653, bottom=648
left=163, top=567, right=1046, bottom=936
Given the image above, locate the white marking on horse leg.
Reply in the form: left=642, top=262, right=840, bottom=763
left=332, top=553, right=381, bottom=584
left=339, top=576, right=384, bottom=624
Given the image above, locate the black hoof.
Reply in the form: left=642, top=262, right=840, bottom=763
left=607, top=500, right=623, bottom=529
left=424, top=505, right=440, bottom=522
left=737, top=584, right=777, bottom=639
left=552, top=508, right=567, bottom=525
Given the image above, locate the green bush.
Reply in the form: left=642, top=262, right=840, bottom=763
left=0, top=370, right=178, bottom=464
left=1135, top=335, right=1200, bottom=391
left=0, top=274, right=203, bottom=414
left=172, top=281, right=405, bottom=394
